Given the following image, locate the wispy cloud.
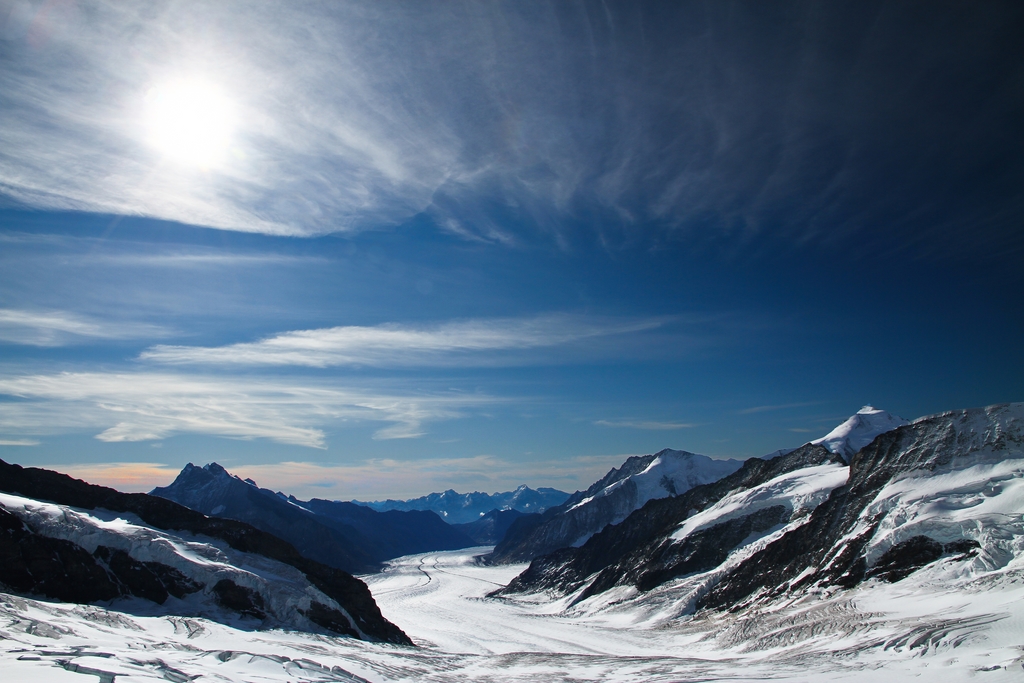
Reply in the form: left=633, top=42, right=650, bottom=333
left=0, top=308, right=170, bottom=346
left=139, top=314, right=669, bottom=367
left=2, top=3, right=1013, bottom=255
left=0, top=438, right=39, bottom=446
left=594, top=419, right=696, bottom=430
left=738, top=402, right=820, bottom=415
left=0, top=371, right=491, bottom=447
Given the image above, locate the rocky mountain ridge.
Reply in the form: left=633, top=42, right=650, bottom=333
left=151, top=462, right=476, bottom=573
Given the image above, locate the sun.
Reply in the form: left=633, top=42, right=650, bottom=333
left=144, top=80, right=236, bottom=168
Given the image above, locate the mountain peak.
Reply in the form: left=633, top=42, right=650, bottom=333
left=813, top=406, right=909, bottom=462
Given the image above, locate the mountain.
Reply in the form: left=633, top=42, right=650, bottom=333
left=811, top=405, right=909, bottom=461
left=151, top=463, right=476, bottom=573
left=497, top=403, right=1023, bottom=624
left=451, top=508, right=527, bottom=545
left=355, top=485, right=570, bottom=524
left=0, top=459, right=410, bottom=644
left=486, top=449, right=745, bottom=564
left=496, top=443, right=844, bottom=600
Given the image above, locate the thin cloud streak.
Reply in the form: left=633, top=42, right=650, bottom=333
left=0, top=371, right=492, bottom=447
left=594, top=419, right=696, bottom=430
left=738, top=402, right=820, bottom=415
left=0, top=308, right=170, bottom=346
left=139, top=315, right=669, bottom=368
left=0, top=438, right=39, bottom=446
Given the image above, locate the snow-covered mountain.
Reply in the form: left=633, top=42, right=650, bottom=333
left=152, top=463, right=476, bottom=573
left=355, top=485, right=569, bottom=524
left=0, top=459, right=410, bottom=644
left=498, top=403, right=1024, bottom=632
left=487, top=450, right=744, bottom=564
left=812, top=405, right=909, bottom=461
left=487, top=407, right=909, bottom=566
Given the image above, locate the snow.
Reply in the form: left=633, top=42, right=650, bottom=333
left=4, top=546, right=1024, bottom=681
left=670, top=462, right=849, bottom=541
left=813, top=405, right=909, bottom=461
left=0, top=492, right=364, bottom=636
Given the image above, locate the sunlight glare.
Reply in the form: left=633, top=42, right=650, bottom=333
left=144, top=80, right=236, bottom=168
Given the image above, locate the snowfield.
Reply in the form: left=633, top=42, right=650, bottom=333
left=3, top=545, right=1023, bottom=681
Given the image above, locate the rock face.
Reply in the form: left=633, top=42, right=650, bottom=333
left=0, top=460, right=412, bottom=645
left=356, top=485, right=570, bottom=525
left=497, top=444, right=844, bottom=600
left=152, top=463, right=476, bottom=573
left=697, top=403, right=1024, bottom=612
left=487, top=450, right=744, bottom=564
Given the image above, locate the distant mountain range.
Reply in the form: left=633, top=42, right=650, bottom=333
left=354, top=485, right=570, bottom=524
left=0, top=459, right=410, bottom=644
left=151, top=463, right=476, bottom=573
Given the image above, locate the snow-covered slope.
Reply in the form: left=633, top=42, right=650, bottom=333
left=488, top=450, right=744, bottom=564
left=498, top=402, right=1024, bottom=634
left=0, top=459, right=411, bottom=644
left=356, top=485, right=569, bottom=524
left=812, top=405, right=909, bottom=461
left=6, top=545, right=1024, bottom=682
left=701, top=402, right=1024, bottom=611
left=0, top=491, right=377, bottom=637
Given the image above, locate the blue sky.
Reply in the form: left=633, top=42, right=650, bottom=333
left=0, top=1, right=1021, bottom=499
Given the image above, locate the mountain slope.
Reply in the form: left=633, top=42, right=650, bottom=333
left=487, top=449, right=744, bottom=564
left=0, top=459, right=411, bottom=644
left=698, top=402, right=1024, bottom=612
left=497, top=443, right=844, bottom=601
left=151, top=463, right=475, bottom=573
left=356, top=485, right=569, bottom=524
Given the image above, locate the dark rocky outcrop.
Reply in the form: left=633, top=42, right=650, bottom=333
left=212, top=579, right=266, bottom=619
left=0, top=459, right=412, bottom=645
left=498, top=444, right=841, bottom=598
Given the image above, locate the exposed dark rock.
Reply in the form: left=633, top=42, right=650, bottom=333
left=92, top=546, right=202, bottom=603
left=212, top=579, right=266, bottom=619
left=866, top=536, right=944, bottom=583
left=0, top=505, right=120, bottom=603
left=866, top=536, right=982, bottom=583
left=0, top=459, right=412, bottom=645
left=302, top=601, right=359, bottom=638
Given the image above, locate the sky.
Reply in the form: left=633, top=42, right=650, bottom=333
left=0, top=0, right=1021, bottom=500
